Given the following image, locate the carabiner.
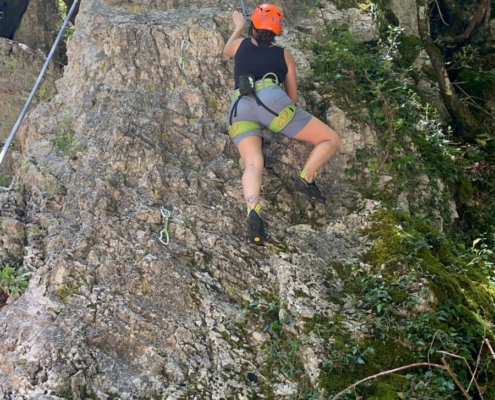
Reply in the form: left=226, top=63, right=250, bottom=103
left=159, top=207, right=171, bottom=245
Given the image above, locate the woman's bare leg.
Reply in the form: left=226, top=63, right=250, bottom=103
left=237, top=135, right=264, bottom=211
left=293, top=116, right=340, bottom=182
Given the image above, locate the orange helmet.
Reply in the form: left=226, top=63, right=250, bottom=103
left=250, top=4, right=284, bottom=35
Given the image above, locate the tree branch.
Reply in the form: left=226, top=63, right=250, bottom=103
left=483, top=0, right=491, bottom=40
left=330, top=362, right=448, bottom=400
left=485, top=339, right=495, bottom=359
left=452, top=0, right=489, bottom=44
left=434, top=0, right=449, bottom=26
left=441, top=357, right=473, bottom=399
left=416, top=0, right=479, bottom=141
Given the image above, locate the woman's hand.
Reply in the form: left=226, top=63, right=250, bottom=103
left=224, top=11, right=247, bottom=57
left=232, top=11, right=246, bottom=31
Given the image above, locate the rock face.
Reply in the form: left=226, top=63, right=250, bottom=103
left=387, top=0, right=418, bottom=36
left=13, top=0, right=62, bottom=56
left=0, top=37, right=61, bottom=195
left=0, top=0, right=379, bottom=398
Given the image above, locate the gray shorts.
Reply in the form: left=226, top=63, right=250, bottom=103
left=228, top=86, right=312, bottom=146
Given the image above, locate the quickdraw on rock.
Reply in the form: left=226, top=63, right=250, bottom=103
left=178, top=39, right=190, bottom=71
left=159, top=207, right=171, bottom=245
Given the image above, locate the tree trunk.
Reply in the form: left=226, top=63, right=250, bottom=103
left=416, top=0, right=479, bottom=142
left=483, top=0, right=491, bottom=41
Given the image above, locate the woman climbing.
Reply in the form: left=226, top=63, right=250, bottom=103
left=224, top=3, right=340, bottom=246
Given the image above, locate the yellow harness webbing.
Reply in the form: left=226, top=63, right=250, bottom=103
left=228, top=104, right=297, bottom=139
left=268, top=104, right=296, bottom=133
left=228, top=120, right=262, bottom=138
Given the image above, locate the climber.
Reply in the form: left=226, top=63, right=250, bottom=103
left=224, top=3, right=340, bottom=246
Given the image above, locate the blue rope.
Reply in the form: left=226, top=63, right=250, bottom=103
left=239, top=0, right=248, bottom=32
left=0, top=0, right=80, bottom=166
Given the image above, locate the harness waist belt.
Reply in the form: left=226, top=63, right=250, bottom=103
left=231, top=78, right=278, bottom=101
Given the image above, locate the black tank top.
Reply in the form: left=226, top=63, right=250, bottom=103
left=233, top=38, right=288, bottom=89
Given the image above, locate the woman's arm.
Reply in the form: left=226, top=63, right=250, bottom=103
left=223, top=11, right=246, bottom=58
left=283, top=50, right=298, bottom=104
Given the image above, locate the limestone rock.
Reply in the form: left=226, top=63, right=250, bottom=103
left=0, top=0, right=383, bottom=397
left=14, top=0, right=63, bottom=57
left=0, top=37, right=62, bottom=202
left=387, top=0, right=419, bottom=36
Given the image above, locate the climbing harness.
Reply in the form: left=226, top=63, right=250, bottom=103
left=229, top=73, right=280, bottom=127
left=0, top=0, right=80, bottom=166
left=159, top=207, right=171, bottom=245
left=230, top=74, right=279, bottom=102
left=228, top=104, right=296, bottom=139
left=267, top=104, right=296, bottom=132
left=228, top=73, right=297, bottom=139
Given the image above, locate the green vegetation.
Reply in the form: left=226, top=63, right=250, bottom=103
left=55, top=0, right=75, bottom=44
left=52, top=118, right=83, bottom=159
left=310, top=27, right=458, bottom=221
left=55, top=376, right=100, bottom=400
left=237, top=295, right=318, bottom=398
left=290, top=208, right=495, bottom=398
left=223, top=18, right=495, bottom=397
left=309, top=23, right=495, bottom=239
left=0, top=93, right=23, bottom=187
left=0, top=265, right=30, bottom=296
left=0, top=175, right=13, bottom=187
left=303, top=14, right=495, bottom=399
left=56, top=0, right=68, bottom=15
left=53, top=279, right=83, bottom=302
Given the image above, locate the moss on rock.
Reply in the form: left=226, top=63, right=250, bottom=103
left=398, top=36, right=422, bottom=68
left=316, top=207, right=495, bottom=397
left=457, top=172, right=473, bottom=204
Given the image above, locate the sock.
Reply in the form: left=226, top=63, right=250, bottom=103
left=247, top=203, right=261, bottom=216
left=299, top=170, right=317, bottom=183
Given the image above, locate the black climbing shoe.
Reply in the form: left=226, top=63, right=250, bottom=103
left=247, top=209, right=266, bottom=246
left=295, top=176, right=326, bottom=203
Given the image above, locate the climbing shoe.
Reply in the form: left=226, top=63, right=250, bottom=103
left=295, top=176, right=326, bottom=203
left=247, top=209, right=266, bottom=246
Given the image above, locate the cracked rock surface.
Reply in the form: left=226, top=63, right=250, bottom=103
left=0, top=0, right=379, bottom=398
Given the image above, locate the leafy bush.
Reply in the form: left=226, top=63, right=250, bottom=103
left=308, top=24, right=495, bottom=399
left=310, top=24, right=495, bottom=245
left=0, top=265, right=30, bottom=296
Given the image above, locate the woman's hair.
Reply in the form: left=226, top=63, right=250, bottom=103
left=249, top=22, right=276, bottom=45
